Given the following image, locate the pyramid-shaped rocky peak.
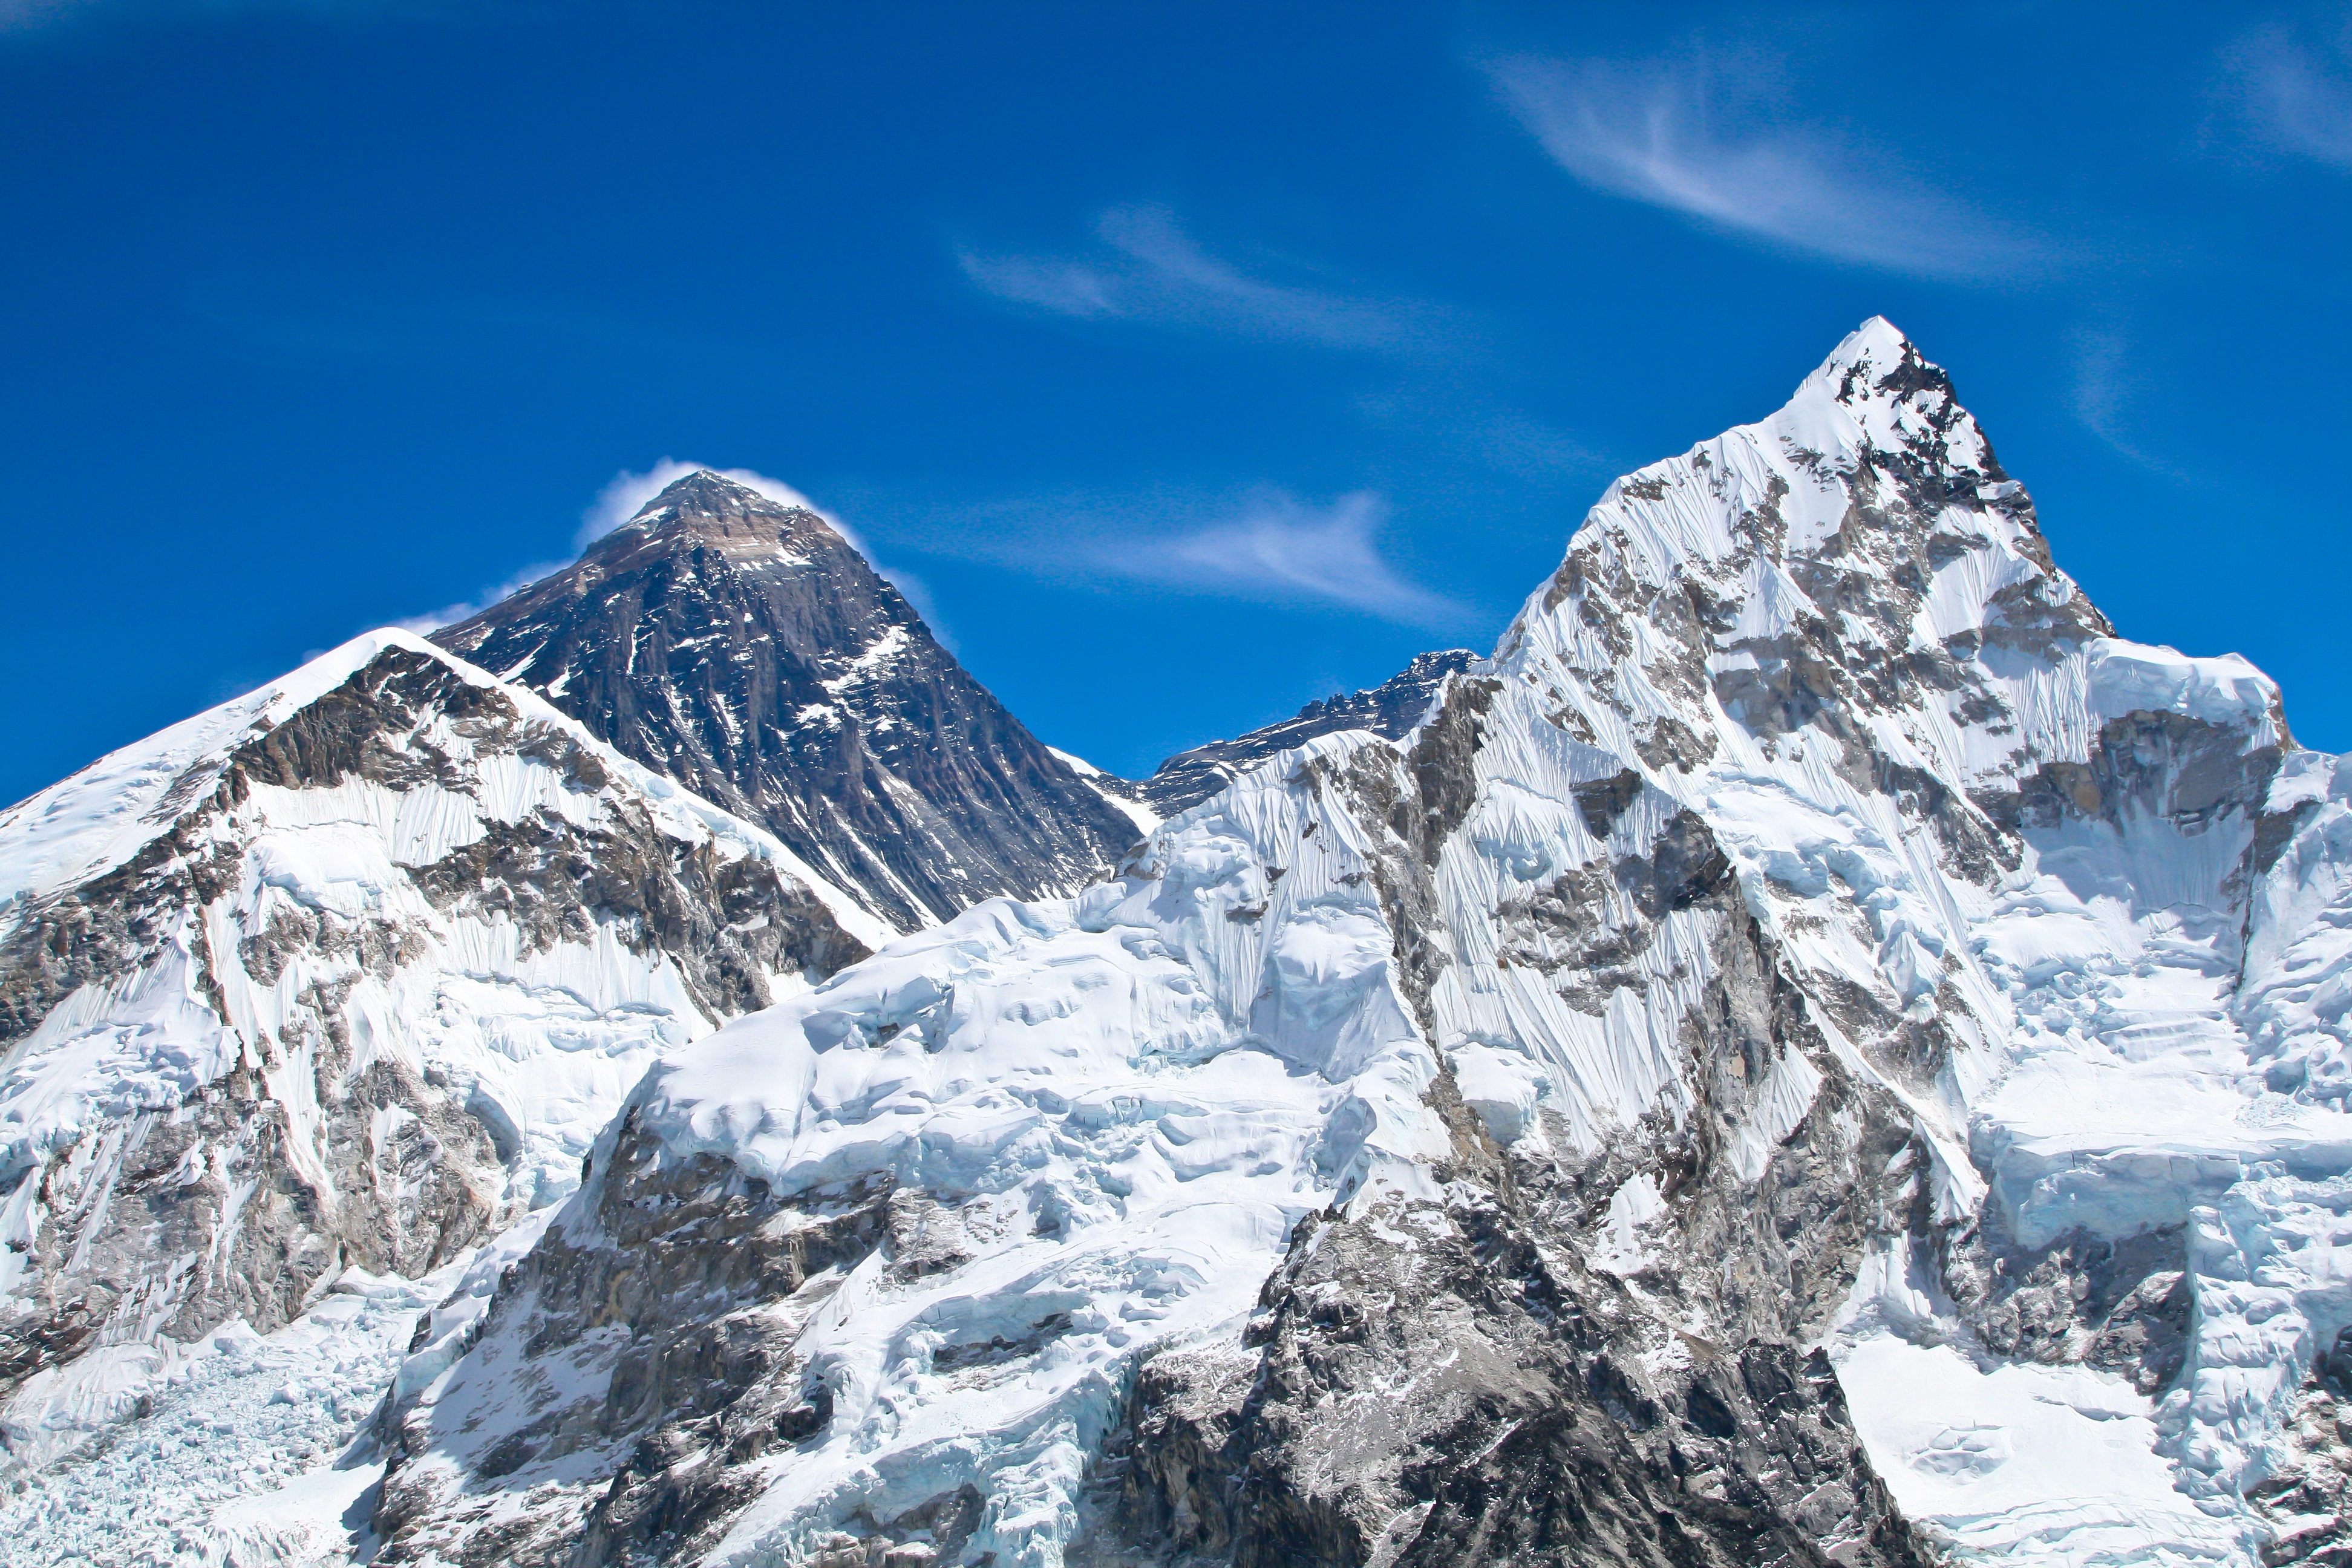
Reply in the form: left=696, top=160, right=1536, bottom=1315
left=604, top=469, right=834, bottom=545
left=1500, top=316, right=2120, bottom=793
left=433, top=471, right=1138, bottom=930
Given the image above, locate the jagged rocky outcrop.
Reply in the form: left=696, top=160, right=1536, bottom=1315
left=1075, top=707, right=1933, bottom=1568
left=433, top=472, right=1145, bottom=930
left=0, top=632, right=876, bottom=1474
left=1136, top=650, right=1476, bottom=817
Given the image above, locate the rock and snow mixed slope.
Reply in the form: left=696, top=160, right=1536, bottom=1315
left=433, top=471, right=1145, bottom=932
left=15, top=318, right=2352, bottom=1568
left=367, top=710, right=1922, bottom=1568
left=1133, top=650, right=1477, bottom=817
left=342, top=318, right=2352, bottom=1568
left=0, top=630, right=883, bottom=1508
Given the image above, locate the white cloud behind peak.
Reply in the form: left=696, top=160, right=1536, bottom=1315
left=577, top=457, right=823, bottom=546
left=400, top=459, right=952, bottom=645
left=1485, top=51, right=2042, bottom=283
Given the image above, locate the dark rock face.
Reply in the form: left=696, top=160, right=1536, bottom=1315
left=372, top=1123, right=900, bottom=1568
left=2249, top=1336, right=2352, bottom=1567
left=1138, top=650, right=1477, bottom=818
left=433, top=472, right=1143, bottom=929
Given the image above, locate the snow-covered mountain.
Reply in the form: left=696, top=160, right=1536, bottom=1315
left=432, top=471, right=1147, bottom=932
left=0, top=631, right=884, bottom=1497
left=13, top=318, right=2352, bottom=1568
left=319, top=319, right=2352, bottom=1568
left=1134, top=649, right=1477, bottom=817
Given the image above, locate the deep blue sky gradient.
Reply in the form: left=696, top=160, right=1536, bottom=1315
left=4, top=1, right=2349, bottom=803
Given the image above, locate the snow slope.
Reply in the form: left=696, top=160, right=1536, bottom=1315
left=0, top=630, right=880, bottom=1530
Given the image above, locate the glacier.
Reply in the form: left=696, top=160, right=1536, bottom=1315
left=7, top=318, right=2352, bottom=1567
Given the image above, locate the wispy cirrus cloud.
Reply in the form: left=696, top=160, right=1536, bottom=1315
left=2216, top=15, right=2352, bottom=169
left=959, top=204, right=1452, bottom=353
left=2065, top=319, right=2192, bottom=483
left=1103, top=491, right=1463, bottom=626
left=906, top=487, right=1469, bottom=629
left=1483, top=51, right=2043, bottom=283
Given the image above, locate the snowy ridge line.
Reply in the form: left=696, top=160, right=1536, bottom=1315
left=1457, top=318, right=2347, bottom=1561
left=0, top=627, right=892, bottom=953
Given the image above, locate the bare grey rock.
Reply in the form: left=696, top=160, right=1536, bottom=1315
left=1136, top=651, right=1477, bottom=818
left=434, top=472, right=1143, bottom=929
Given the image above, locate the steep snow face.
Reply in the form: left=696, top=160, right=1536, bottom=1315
left=370, top=731, right=1462, bottom=1567
left=0, top=631, right=877, bottom=1481
left=1462, top=318, right=2350, bottom=1560
left=433, top=472, right=1144, bottom=932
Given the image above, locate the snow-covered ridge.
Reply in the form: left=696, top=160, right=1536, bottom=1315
left=0, top=629, right=420, bottom=910
left=1, top=628, right=887, bottom=949
left=0, top=628, right=881, bottom=1501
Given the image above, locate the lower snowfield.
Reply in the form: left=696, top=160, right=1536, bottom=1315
left=4, top=1267, right=435, bottom=1568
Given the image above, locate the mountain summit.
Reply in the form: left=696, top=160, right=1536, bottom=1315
left=433, top=471, right=1142, bottom=930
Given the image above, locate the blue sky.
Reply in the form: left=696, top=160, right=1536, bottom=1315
left=4, top=1, right=2349, bottom=804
